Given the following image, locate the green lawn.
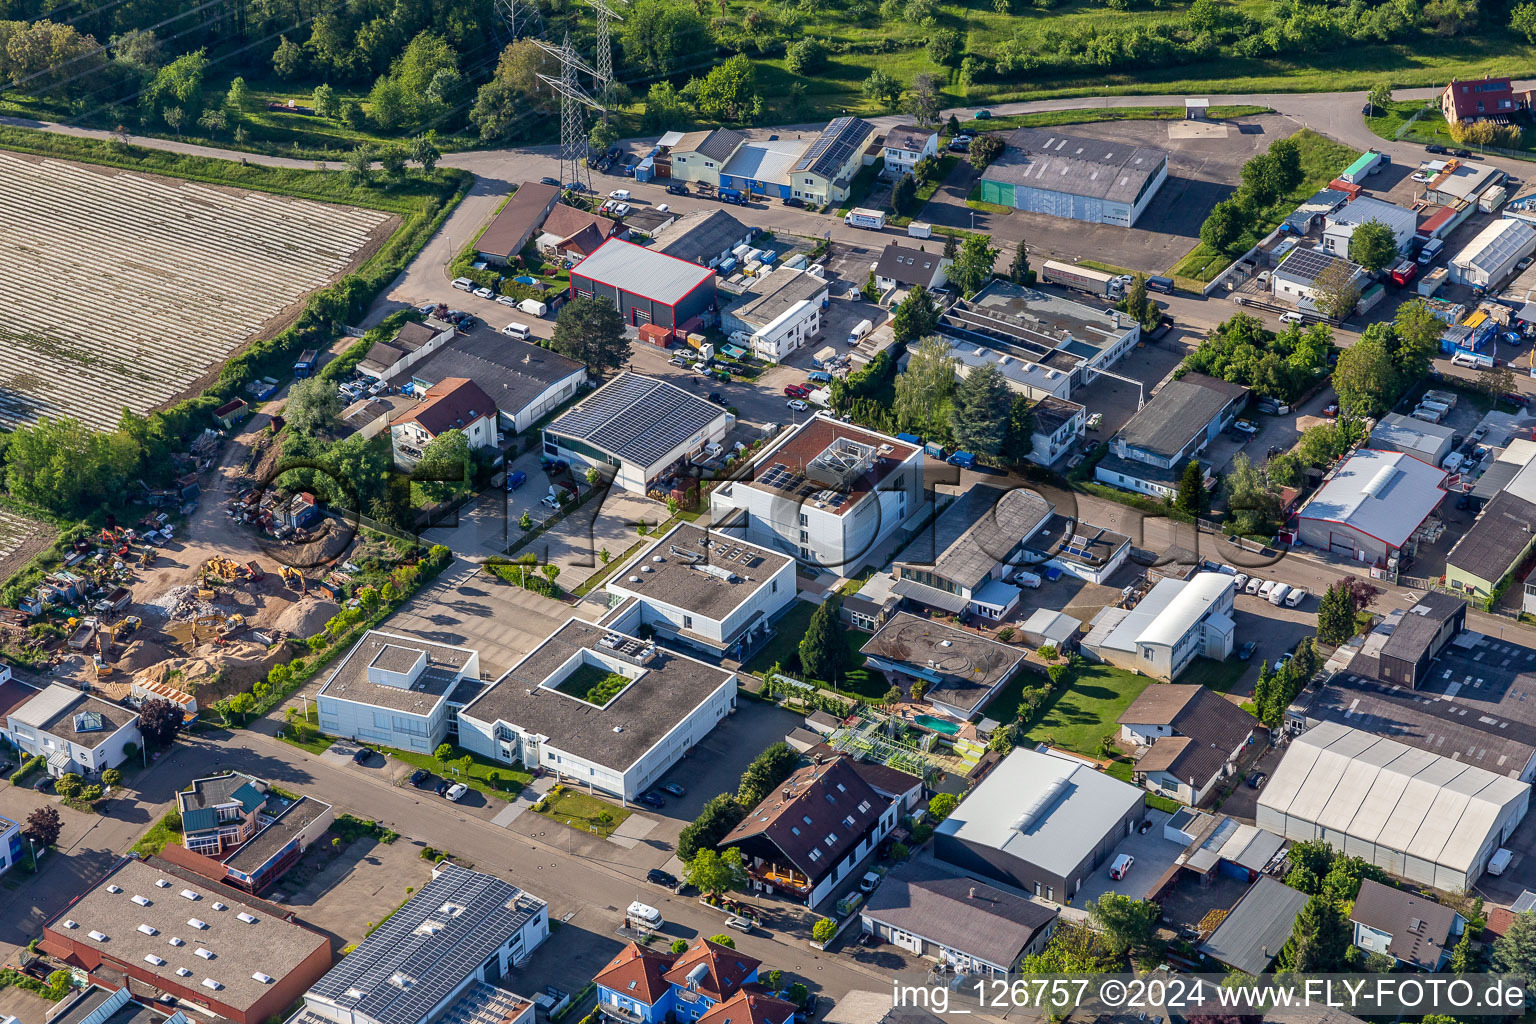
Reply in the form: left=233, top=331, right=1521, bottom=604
left=1018, top=663, right=1155, bottom=755
left=277, top=707, right=335, bottom=755
left=131, top=812, right=184, bottom=857
left=377, top=743, right=533, bottom=800
left=535, top=786, right=632, bottom=838
left=1179, top=656, right=1253, bottom=694
left=957, top=104, right=1271, bottom=135
left=741, top=600, right=887, bottom=699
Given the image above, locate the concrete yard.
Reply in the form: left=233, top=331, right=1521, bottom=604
left=1073, top=809, right=1186, bottom=906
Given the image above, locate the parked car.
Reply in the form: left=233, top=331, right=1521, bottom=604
left=1274, top=651, right=1293, bottom=673
left=473, top=286, right=494, bottom=299
left=1285, top=587, right=1309, bottom=608
left=1238, top=641, right=1258, bottom=661
left=608, top=189, right=631, bottom=200
left=1453, top=148, right=1473, bottom=159
left=724, top=916, right=754, bottom=932
left=637, top=791, right=666, bottom=809
left=409, top=769, right=431, bottom=788
left=1411, top=172, right=1431, bottom=183
left=783, top=197, right=805, bottom=208
left=540, top=176, right=562, bottom=186
left=506, top=470, right=528, bottom=491
left=1232, top=419, right=1258, bottom=436
left=647, top=869, right=677, bottom=888
left=543, top=458, right=570, bottom=474
left=1245, top=577, right=1265, bottom=595
left=859, top=871, right=882, bottom=893
left=662, top=782, right=686, bottom=797
left=1233, top=573, right=1250, bottom=590
left=784, top=384, right=810, bottom=398
left=351, top=746, right=370, bottom=765
left=1504, top=392, right=1532, bottom=407
left=709, top=393, right=728, bottom=407
left=1247, top=772, right=1267, bottom=789
left=667, top=183, right=689, bottom=195
left=1278, top=311, right=1304, bottom=325
left=1426, top=144, right=1448, bottom=154
left=444, top=782, right=468, bottom=802
left=434, top=778, right=451, bottom=796
left=787, top=399, right=808, bottom=411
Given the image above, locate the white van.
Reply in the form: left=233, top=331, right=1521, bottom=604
left=1489, top=848, right=1514, bottom=876
left=1268, top=583, right=1291, bottom=606
left=627, top=901, right=664, bottom=928
left=1451, top=351, right=1483, bottom=369
left=502, top=323, right=531, bottom=340
left=452, top=277, right=474, bottom=291
left=847, top=319, right=873, bottom=345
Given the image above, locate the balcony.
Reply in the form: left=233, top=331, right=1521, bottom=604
left=601, top=1003, right=648, bottom=1024
left=747, top=865, right=811, bottom=895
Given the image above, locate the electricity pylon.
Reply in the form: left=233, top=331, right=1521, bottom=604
left=536, top=35, right=603, bottom=191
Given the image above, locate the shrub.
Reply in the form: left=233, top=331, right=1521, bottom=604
left=812, top=918, right=837, bottom=944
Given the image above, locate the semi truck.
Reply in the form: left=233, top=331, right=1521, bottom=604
left=844, top=208, right=886, bottom=230
left=1041, top=260, right=1130, bottom=299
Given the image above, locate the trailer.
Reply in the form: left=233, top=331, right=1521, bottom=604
left=844, top=208, right=886, bottom=230
left=907, top=222, right=933, bottom=239
left=1340, top=150, right=1387, bottom=184
left=293, top=349, right=319, bottom=378
left=1041, top=260, right=1129, bottom=299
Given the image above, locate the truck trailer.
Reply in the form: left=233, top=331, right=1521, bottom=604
left=844, top=208, right=887, bottom=230
left=1041, top=260, right=1130, bottom=299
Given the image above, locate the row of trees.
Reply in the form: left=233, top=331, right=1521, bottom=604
left=1315, top=576, right=1382, bottom=646
left=1331, top=300, right=1439, bottom=415
left=1199, top=136, right=1306, bottom=257
left=1251, top=636, right=1319, bottom=729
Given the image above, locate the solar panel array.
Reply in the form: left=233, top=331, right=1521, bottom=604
left=308, top=864, right=544, bottom=1024
left=757, top=462, right=816, bottom=499
left=549, top=374, right=721, bottom=468
left=794, top=117, right=872, bottom=179
left=1278, top=246, right=1344, bottom=283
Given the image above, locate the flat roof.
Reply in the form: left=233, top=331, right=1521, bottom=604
left=729, top=416, right=919, bottom=516
left=720, top=139, right=808, bottom=187
left=1115, top=373, right=1249, bottom=459
left=1200, top=876, right=1309, bottom=975
left=44, top=858, right=328, bottom=1011
left=225, top=796, right=331, bottom=874
left=571, top=238, right=716, bottom=305
left=935, top=747, right=1143, bottom=877
left=1370, top=413, right=1455, bottom=460
left=900, top=484, right=1052, bottom=593
left=546, top=372, right=725, bottom=470
left=460, top=619, right=733, bottom=773
left=318, top=631, right=479, bottom=715
left=1299, top=449, right=1447, bottom=549
left=729, top=269, right=829, bottom=330
left=306, top=862, right=543, bottom=1024
left=13, top=683, right=137, bottom=749
left=1327, top=195, right=1417, bottom=232
left=860, top=613, right=1025, bottom=715
left=606, top=522, right=792, bottom=624
left=407, top=328, right=585, bottom=412
left=983, top=128, right=1168, bottom=204
left=48, top=986, right=175, bottom=1024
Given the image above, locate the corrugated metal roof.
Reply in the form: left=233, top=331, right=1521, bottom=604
left=572, top=238, right=716, bottom=305
left=1298, top=449, right=1447, bottom=549
left=1454, top=218, right=1536, bottom=276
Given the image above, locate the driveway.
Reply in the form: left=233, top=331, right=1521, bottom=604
left=1072, top=809, right=1185, bottom=906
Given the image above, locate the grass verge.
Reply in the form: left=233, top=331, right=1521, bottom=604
left=375, top=743, right=532, bottom=799
left=535, top=786, right=632, bottom=837
left=277, top=707, right=335, bottom=755
left=131, top=811, right=184, bottom=857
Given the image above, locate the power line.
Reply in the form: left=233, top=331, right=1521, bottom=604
left=535, top=32, right=601, bottom=191
left=581, top=0, right=626, bottom=122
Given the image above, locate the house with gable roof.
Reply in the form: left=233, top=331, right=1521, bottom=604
left=595, top=939, right=790, bottom=1024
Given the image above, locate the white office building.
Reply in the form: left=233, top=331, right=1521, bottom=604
left=1082, top=572, right=1236, bottom=681
left=5, top=683, right=141, bottom=777
left=316, top=632, right=484, bottom=752
left=1323, top=197, right=1419, bottom=258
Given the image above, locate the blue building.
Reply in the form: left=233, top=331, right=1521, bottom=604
left=595, top=939, right=770, bottom=1024
left=0, top=813, right=21, bottom=874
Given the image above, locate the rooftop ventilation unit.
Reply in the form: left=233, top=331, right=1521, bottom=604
left=195, top=948, right=215, bottom=960
left=132, top=895, right=151, bottom=907
left=155, top=879, right=172, bottom=888
left=144, top=955, right=166, bottom=966
left=237, top=913, right=257, bottom=924
left=694, top=564, right=741, bottom=584
left=138, top=924, right=158, bottom=936
left=88, top=931, right=108, bottom=942
left=806, top=437, right=877, bottom=489
left=669, top=545, right=706, bottom=564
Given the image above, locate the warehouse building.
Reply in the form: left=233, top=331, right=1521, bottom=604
left=569, top=238, right=717, bottom=334
left=1323, top=197, right=1419, bottom=258
left=1094, top=374, right=1249, bottom=498
left=1447, top=490, right=1536, bottom=601
left=457, top=619, right=736, bottom=801
left=39, top=857, right=332, bottom=1024
left=1296, top=449, right=1447, bottom=568
left=1369, top=413, right=1455, bottom=467
left=475, top=182, right=562, bottom=264
left=935, top=747, right=1144, bottom=902
left=977, top=129, right=1169, bottom=228
left=719, top=137, right=811, bottom=200
left=721, top=268, right=828, bottom=363
left=652, top=210, right=754, bottom=269
left=543, top=372, right=729, bottom=495
left=661, top=129, right=748, bottom=186
left=404, top=329, right=587, bottom=434
left=1256, top=720, right=1530, bottom=892
left=1450, top=218, right=1536, bottom=289
left=1272, top=247, right=1366, bottom=315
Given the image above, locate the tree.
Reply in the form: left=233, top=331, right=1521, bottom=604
left=1480, top=362, right=1518, bottom=404
left=812, top=918, right=837, bottom=944
left=799, top=597, right=847, bottom=681
left=1002, top=396, right=1037, bottom=465
left=415, top=428, right=473, bottom=502
left=1315, top=583, right=1356, bottom=646
left=678, top=794, right=747, bottom=861
left=1200, top=197, right=1246, bottom=254
left=223, top=78, right=257, bottom=122
left=1268, top=135, right=1304, bottom=193
left=1311, top=258, right=1362, bottom=322
left=588, top=119, right=619, bottom=152
left=55, top=773, right=81, bottom=798
left=908, top=72, right=942, bottom=128
left=1367, top=81, right=1393, bottom=114
left=863, top=68, right=902, bottom=110
left=162, top=106, right=186, bottom=137
left=1347, top=219, right=1400, bottom=272
left=1515, top=1, right=1536, bottom=42
left=552, top=296, right=630, bottom=373
left=952, top=233, right=999, bottom=296
left=707, top=934, right=736, bottom=948
left=739, top=742, right=801, bottom=807
left=893, top=336, right=956, bottom=438
left=891, top=285, right=940, bottom=344
left=271, top=36, right=304, bottom=78
left=101, top=768, right=122, bottom=788
left=138, top=697, right=183, bottom=748
left=968, top=133, right=1003, bottom=169
left=1009, top=240, right=1030, bottom=284
left=622, top=0, right=710, bottom=76
left=1175, top=459, right=1205, bottom=516
left=345, top=144, right=375, bottom=186
left=891, top=173, right=917, bottom=215
left=1021, top=923, right=1119, bottom=974
left=1332, top=324, right=1397, bottom=414
left=927, top=28, right=961, bottom=69
left=311, top=83, right=339, bottom=119
left=1086, top=893, right=1160, bottom=955
left=471, top=41, right=557, bottom=140
left=23, top=806, right=62, bottom=847
left=641, top=81, right=689, bottom=133
left=693, top=54, right=757, bottom=121
left=412, top=133, right=440, bottom=174
left=1239, top=152, right=1282, bottom=205
left=1121, top=275, right=1159, bottom=332
left=111, top=28, right=162, bottom=74
left=685, top=847, right=748, bottom=895
left=379, top=146, right=409, bottom=184
left=1493, top=911, right=1536, bottom=989
left=1291, top=895, right=1351, bottom=972
left=785, top=38, right=826, bottom=75
left=285, top=378, right=343, bottom=436
left=1446, top=929, right=1478, bottom=973
left=951, top=363, right=1011, bottom=455
left=927, top=793, right=958, bottom=819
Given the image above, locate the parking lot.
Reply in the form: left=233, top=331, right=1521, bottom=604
left=919, top=112, right=1300, bottom=274
left=1074, top=809, right=1185, bottom=905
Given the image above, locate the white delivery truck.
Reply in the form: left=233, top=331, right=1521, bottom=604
left=847, top=319, right=873, bottom=345
left=844, top=208, right=886, bottom=230
left=518, top=299, right=547, bottom=317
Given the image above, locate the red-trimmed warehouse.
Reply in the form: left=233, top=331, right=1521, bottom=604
left=569, top=238, right=717, bottom=334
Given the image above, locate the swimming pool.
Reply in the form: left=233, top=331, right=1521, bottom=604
left=913, top=714, right=960, bottom=736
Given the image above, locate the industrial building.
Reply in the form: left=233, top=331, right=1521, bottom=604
left=157, top=772, right=332, bottom=894
left=1094, top=374, right=1249, bottom=498
left=292, top=862, right=546, bottom=1024
left=937, top=281, right=1141, bottom=402
left=1323, top=197, right=1419, bottom=257
left=356, top=317, right=457, bottom=381
left=569, top=238, right=717, bottom=334
left=721, top=268, right=829, bottom=364
left=1369, top=413, right=1455, bottom=467
left=1256, top=720, right=1530, bottom=892
left=934, top=747, right=1144, bottom=902
left=456, top=619, right=736, bottom=801
left=1295, top=449, right=1447, bottom=568
left=1082, top=572, right=1236, bottom=681
left=5, top=683, right=141, bottom=778
left=708, top=417, right=923, bottom=572
left=475, top=182, right=561, bottom=264
left=860, top=613, right=1026, bottom=721
left=659, top=129, right=748, bottom=186
left=1447, top=490, right=1536, bottom=601
left=601, top=522, right=797, bottom=661
left=1018, top=512, right=1132, bottom=585
left=401, top=329, right=587, bottom=434
left=542, top=372, right=729, bottom=496
left=1449, top=218, right=1536, bottom=289
left=719, top=137, right=811, bottom=200
left=789, top=117, right=878, bottom=204
left=389, top=378, right=499, bottom=469
left=316, top=631, right=484, bottom=752
left=977, top=129, right=1169, bottom=228
left=39, top=857, right=332, bottom=1024
left=1271, top=247, right=1366, bottom=315
left=652, top=210, right=754, bottom=269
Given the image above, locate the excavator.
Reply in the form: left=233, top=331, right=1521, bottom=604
left=279, top=565, right=307, bottom=595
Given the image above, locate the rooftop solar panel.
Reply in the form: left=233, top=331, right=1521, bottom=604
left=794, top=117, right=873, bottom=178
left=547, top=373, right=723, bottom=469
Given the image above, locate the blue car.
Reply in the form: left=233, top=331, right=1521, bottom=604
left=506, top=470, right=527, bottom=491
left=1503, top=331, right=1524, bottom=346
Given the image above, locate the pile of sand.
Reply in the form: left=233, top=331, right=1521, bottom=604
left=133, top=638, right=289, bottom=698
left=272, top=597, right=336, bottom=639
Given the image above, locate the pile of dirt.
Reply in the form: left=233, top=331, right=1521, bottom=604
left=272, top=597, right=336, bottom=639
left=132, top=638, right=289, bottom=699
left=148, top=584, right=221, bottom=622
left=117, top=637, right=177, bottom=674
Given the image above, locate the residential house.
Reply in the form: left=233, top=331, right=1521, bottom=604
left=881, top=126, right=938, bottom=179
left=475, top=182, right=562, bottom=264
left=1082, top=573, right=1236, bottom=681
left=1441, top=77, right=1516, bottom=124
left=872, top=244, right=950, bottom=296
left=1117, top=684, right=1256, bottom=805
left=790, top=118, right=877, bottom=204
left=595, top=939, right=776, bottom=1024
left=1018, top=514, right=1132, bottom=586
left=157, top=772, right=333, bottom=894
left=663, top=129, right=749, bottom=187
left=1026, top=397, right=1085, bottom=467
left=316, top=631, right=485, bottom=752
left=1093, top=373, right=1249, bottom=498
left=1350, top=878, right=1464, bottom=970
left=5, top=683, right=141, bottom=778
left=861, top=613, right=1026, bottom=721
left=357, top=317, right=457, bottom=381
left=388, top=378, right=499, bottom=468
left=722, top=757, right=897, bottom=908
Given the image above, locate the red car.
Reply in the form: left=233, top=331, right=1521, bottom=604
left=784, top=384, right=810, bottom=398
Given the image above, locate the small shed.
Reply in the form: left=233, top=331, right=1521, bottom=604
left=1185, top=98, right=1210, bottom=119
left=1020, top=608, right=1082, bottom=649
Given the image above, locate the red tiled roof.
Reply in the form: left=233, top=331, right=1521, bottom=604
left=1484, top=907, right=1516, bottom=943
left=662, top=939, right=760, bottom=1002
left=391, top=377, right=497, bottom=438
left=544, top=204, right=618, bottom=242
left=594, top=942, right=677, bottom=1004
left=696, top=990, right=798, bottom=1024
